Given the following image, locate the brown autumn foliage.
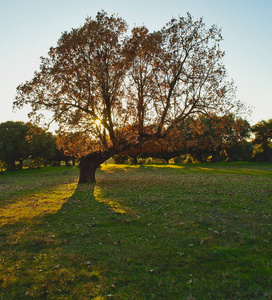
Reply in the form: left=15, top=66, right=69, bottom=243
left=123, top=114, right=250, bottom=163
left=14, top=11, right=246, bottom=182
left=56, top=132, right=94, bottom=158
left=140, top=127, right=184, bottom=163
left=184, top=114, right=250, bottom=162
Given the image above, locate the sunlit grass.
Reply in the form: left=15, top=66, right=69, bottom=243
left=0, top=182, right=77, bottom=226
left=0, top=163, right=271, bottom=299
left=146, top=163, right=185, bottom=169
left=94, top=185, right=127, bottom=214
left=195, top=166, right=272, bottom=176
left=100, top=163, right=140, bottom=173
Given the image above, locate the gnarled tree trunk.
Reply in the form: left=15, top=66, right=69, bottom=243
left=78, top=152, right=112, bottom=183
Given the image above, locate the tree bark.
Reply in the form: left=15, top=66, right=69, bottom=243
left=78, top=152, right=111, bottom=183
left=132, top=156, right=138, bottom=164
left=7, top=161, right=16, bottom=171
left=18, top=159, right=24, bottom=170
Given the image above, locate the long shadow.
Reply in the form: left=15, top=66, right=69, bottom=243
left=0, top=178, right=144, bottom=299
left=0, top=182, right=117, bottom=299
left=2, top=166, right=271, bottom=299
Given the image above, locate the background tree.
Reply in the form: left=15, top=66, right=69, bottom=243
left=251, top=119, right=272, bottom=161
left=183, top=114, right=250, bottom=162
left=26, top=124, right=56, bottom=165
left=0, top=121, right=57, bottom=170
left=50, top=143, right=69, bottom=166
left=121, top=146, right=142, bottom=164
left=220, top=115, right=251, bottom=161
left=140, top=128, right=184, bottom=164
left=14, top=11, right=243, bottom=183
left=0, top=121, right=29, bottom=170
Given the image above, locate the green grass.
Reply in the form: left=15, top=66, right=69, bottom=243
left=0, top=162, right=271, bottom=299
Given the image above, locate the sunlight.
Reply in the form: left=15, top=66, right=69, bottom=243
left=0, top=183, right=77, bottom=226
left=94, top=185, right=126, bottom=214
left=146, top=164, right=186, bottom=169
left=95, top=119, right=101, bottom=126
left=100, top=164, right=140, bottom=173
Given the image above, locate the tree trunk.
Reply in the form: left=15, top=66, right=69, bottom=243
left=7, top=161, right=16, bottom=171
left=132, top=156, right=138, bottom=164
left=18, top=159, right=24, bottom=170
left=78, top=152, right=111, bottom=184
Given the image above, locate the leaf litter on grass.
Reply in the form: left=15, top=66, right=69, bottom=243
left=0, top=163, right=271, bottom=299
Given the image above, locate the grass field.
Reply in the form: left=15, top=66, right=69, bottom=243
left=0, top=162, right=271, bottom=299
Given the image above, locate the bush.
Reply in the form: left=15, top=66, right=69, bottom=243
left=173, top=156, right=182, bottom=164
left=112, top=155, right=128, bottom=164
left=0, top=161, right=6, bottom=172
left=146, top=158, right=153, bottom=164
left=252, top=144, right=272, bottom=162
left=138, top=158, right=146, bottom=165
left=184, top=155, right=193, bottom=164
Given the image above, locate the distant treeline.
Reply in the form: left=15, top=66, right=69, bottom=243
left=0, top=116, right=271, bottom=171
left=0, top=121, right=75, bottom=171
left=115, top=115, right=272, bottom=164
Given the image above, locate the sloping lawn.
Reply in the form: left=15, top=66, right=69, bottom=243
left=0, top=162, right=271, bottom=299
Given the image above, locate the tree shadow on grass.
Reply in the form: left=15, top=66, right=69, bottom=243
left=2, top=168, right=270, bottom=299
left=0, top=183, right=119, bottom=299
left=0, top=179, right=181, bottom=299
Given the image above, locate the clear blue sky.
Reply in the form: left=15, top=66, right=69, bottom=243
left=1, top=0, right=271, bottom=127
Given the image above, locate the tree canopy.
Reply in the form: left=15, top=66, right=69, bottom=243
left=14, top=11, right=244, bottom=182
left=183, top=114, right=250, bottom=162
left=0, top=121, right=56, bottom=170
left=0, top=121, right=29, bottom=170
left=251, top=119, right=272, bottom=161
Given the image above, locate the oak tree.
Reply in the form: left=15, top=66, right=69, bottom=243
left=251, top=119, right=272, bottom=161
left=0, top=121, right=29, bottom=170
left=0, top=121, right=55, bottom=170
left=141, top=129, right=184, bottom=164
left=26, top=124, right=56, bottom=164
left=14, top=11, right=242, bottom=183
left=184, top=114, right=250, bottom=162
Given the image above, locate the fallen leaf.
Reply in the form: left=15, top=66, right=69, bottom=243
left=53, top=264, right=60, bottom=269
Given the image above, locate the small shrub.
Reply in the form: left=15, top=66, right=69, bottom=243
left=112, top=155, right=128, bottom=164
left=138, top=158, right=146, bottom=165
left=151, top=158, right=167, bottom=164
left=146, top=158, right=153, bottom=164
left=127, top=157, right=135, bottom=164
left=173, top=156, right=182, bottom=164
left=184, top=154, right=193, bottom=164
left=0, top=160, right=6, bottom=172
